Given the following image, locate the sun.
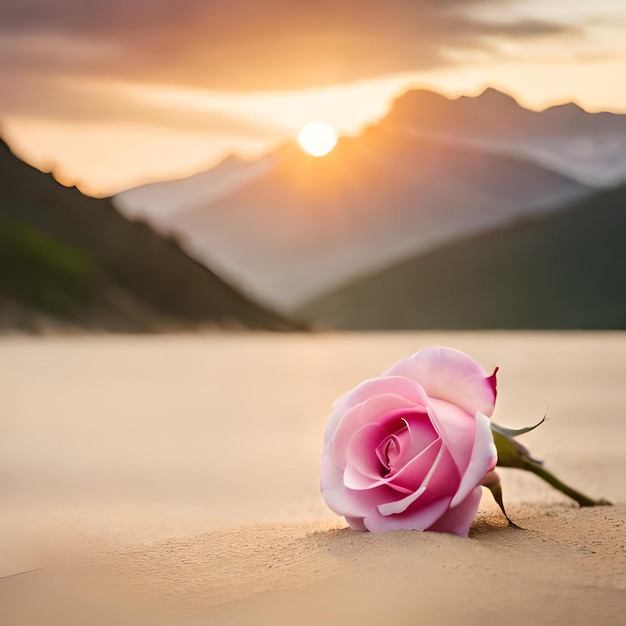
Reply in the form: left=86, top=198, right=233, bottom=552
left=297, top=121, right=338, bottom=157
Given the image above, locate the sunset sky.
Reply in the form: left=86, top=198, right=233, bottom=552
left=1, top=0, right=625, bottom=195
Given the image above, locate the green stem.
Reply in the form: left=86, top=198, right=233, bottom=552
left=521, top=459, right=611, bottom=507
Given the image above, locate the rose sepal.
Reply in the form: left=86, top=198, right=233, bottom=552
left=490, top=422, right=612, bottom=508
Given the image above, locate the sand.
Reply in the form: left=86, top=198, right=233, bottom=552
left=1, top=332, right=625, bottom=624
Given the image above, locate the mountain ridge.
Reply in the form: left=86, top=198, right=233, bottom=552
left=111, top=86, right=626, bottom=311
left=295, top=184, right=626, bottom=330
left=140, top=117, right=589, bottom=309
left=0, top=138, right=299, bottom=332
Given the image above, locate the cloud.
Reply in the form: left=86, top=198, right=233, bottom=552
left=0, top=68, right=282, bottom=139
left=0, top=0, right=577, bottom=91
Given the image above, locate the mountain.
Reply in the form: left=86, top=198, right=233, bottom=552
left=117, top=124, right=589, bottom=311
left=0, top=138, right=297, bottom=332
left=116, top=153, right=280, bottom=230
left=295, top=185, right=626, bottom=330
left=384, top=88, right=535, bottom=136
left=386, top=88, right=626, bottom=186
left=115, top=88, right=626, bottom=311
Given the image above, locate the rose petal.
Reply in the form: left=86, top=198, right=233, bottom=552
left=344, top=516, right=367, bottom=531
left=320, top=450, right=343, bottom=493
left=321, top=455, right=400, bottom=517
left=364, top=496, right=452, bottom=532
left=343, top=423, right=394, bottom=489
left=332, top=376, right=430, bottom=415
left=427, top=398, right=476, bottom=474
left=325, top=376, right=430, bottom=447
left=402, top=413, right=440, bottom=461
left=379, top=413, right=439, bottom=473
left=450, top=412, right=497, bottom=508
left=332, top=402, right=428, bottom=469
left=426, top=487, right=482, bottom=537
left=378, top=441, right=445, bottom=515
left=323, top=483, right=400, bottom=519
left=383, top=347, right=497, bottom=418
left=386, top=445, right=460, bottom=512
left=383, top=437, right=441, bottom=492
left=344, top=414, right=443, bottom=491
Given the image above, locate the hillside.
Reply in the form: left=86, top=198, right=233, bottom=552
left=296, top=186, right=626, bottom=330
left=116, top=153, right=280, bottom=230
left=114, top=88, right=620, bottom=312
left=0, top=138, right=297, bottom=332
left=168, top=130, right=586, bottom=310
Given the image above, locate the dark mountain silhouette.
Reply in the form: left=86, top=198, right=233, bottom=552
left=384, top=88, right=534, bottom=136
left=0, top=138, right=298, bottom=332
left=295, top=185, right=626, bottom=330
left=385, top=87, right=626, bottom=138
left=384, top=88, right=626, bottom=186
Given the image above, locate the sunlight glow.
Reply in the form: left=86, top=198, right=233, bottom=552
left=297, top=121, right=338, bottom=157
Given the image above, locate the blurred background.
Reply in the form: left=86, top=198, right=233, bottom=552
left=1, top=0, right=625, bottom=332
left=2, top=5, right=626, bottom=623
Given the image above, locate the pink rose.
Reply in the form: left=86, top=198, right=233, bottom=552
left=320, top=347, right=498, bottom=536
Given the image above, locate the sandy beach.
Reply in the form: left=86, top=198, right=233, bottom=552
left=1, top=332, right=625, bottom=624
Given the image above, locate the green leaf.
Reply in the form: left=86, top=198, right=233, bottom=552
left=491, top=421, right=612, bottom=507
left=491, top=415, right=546, bottom=439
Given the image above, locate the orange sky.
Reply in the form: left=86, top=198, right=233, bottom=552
left=1, top=0, right=625, bottom=195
